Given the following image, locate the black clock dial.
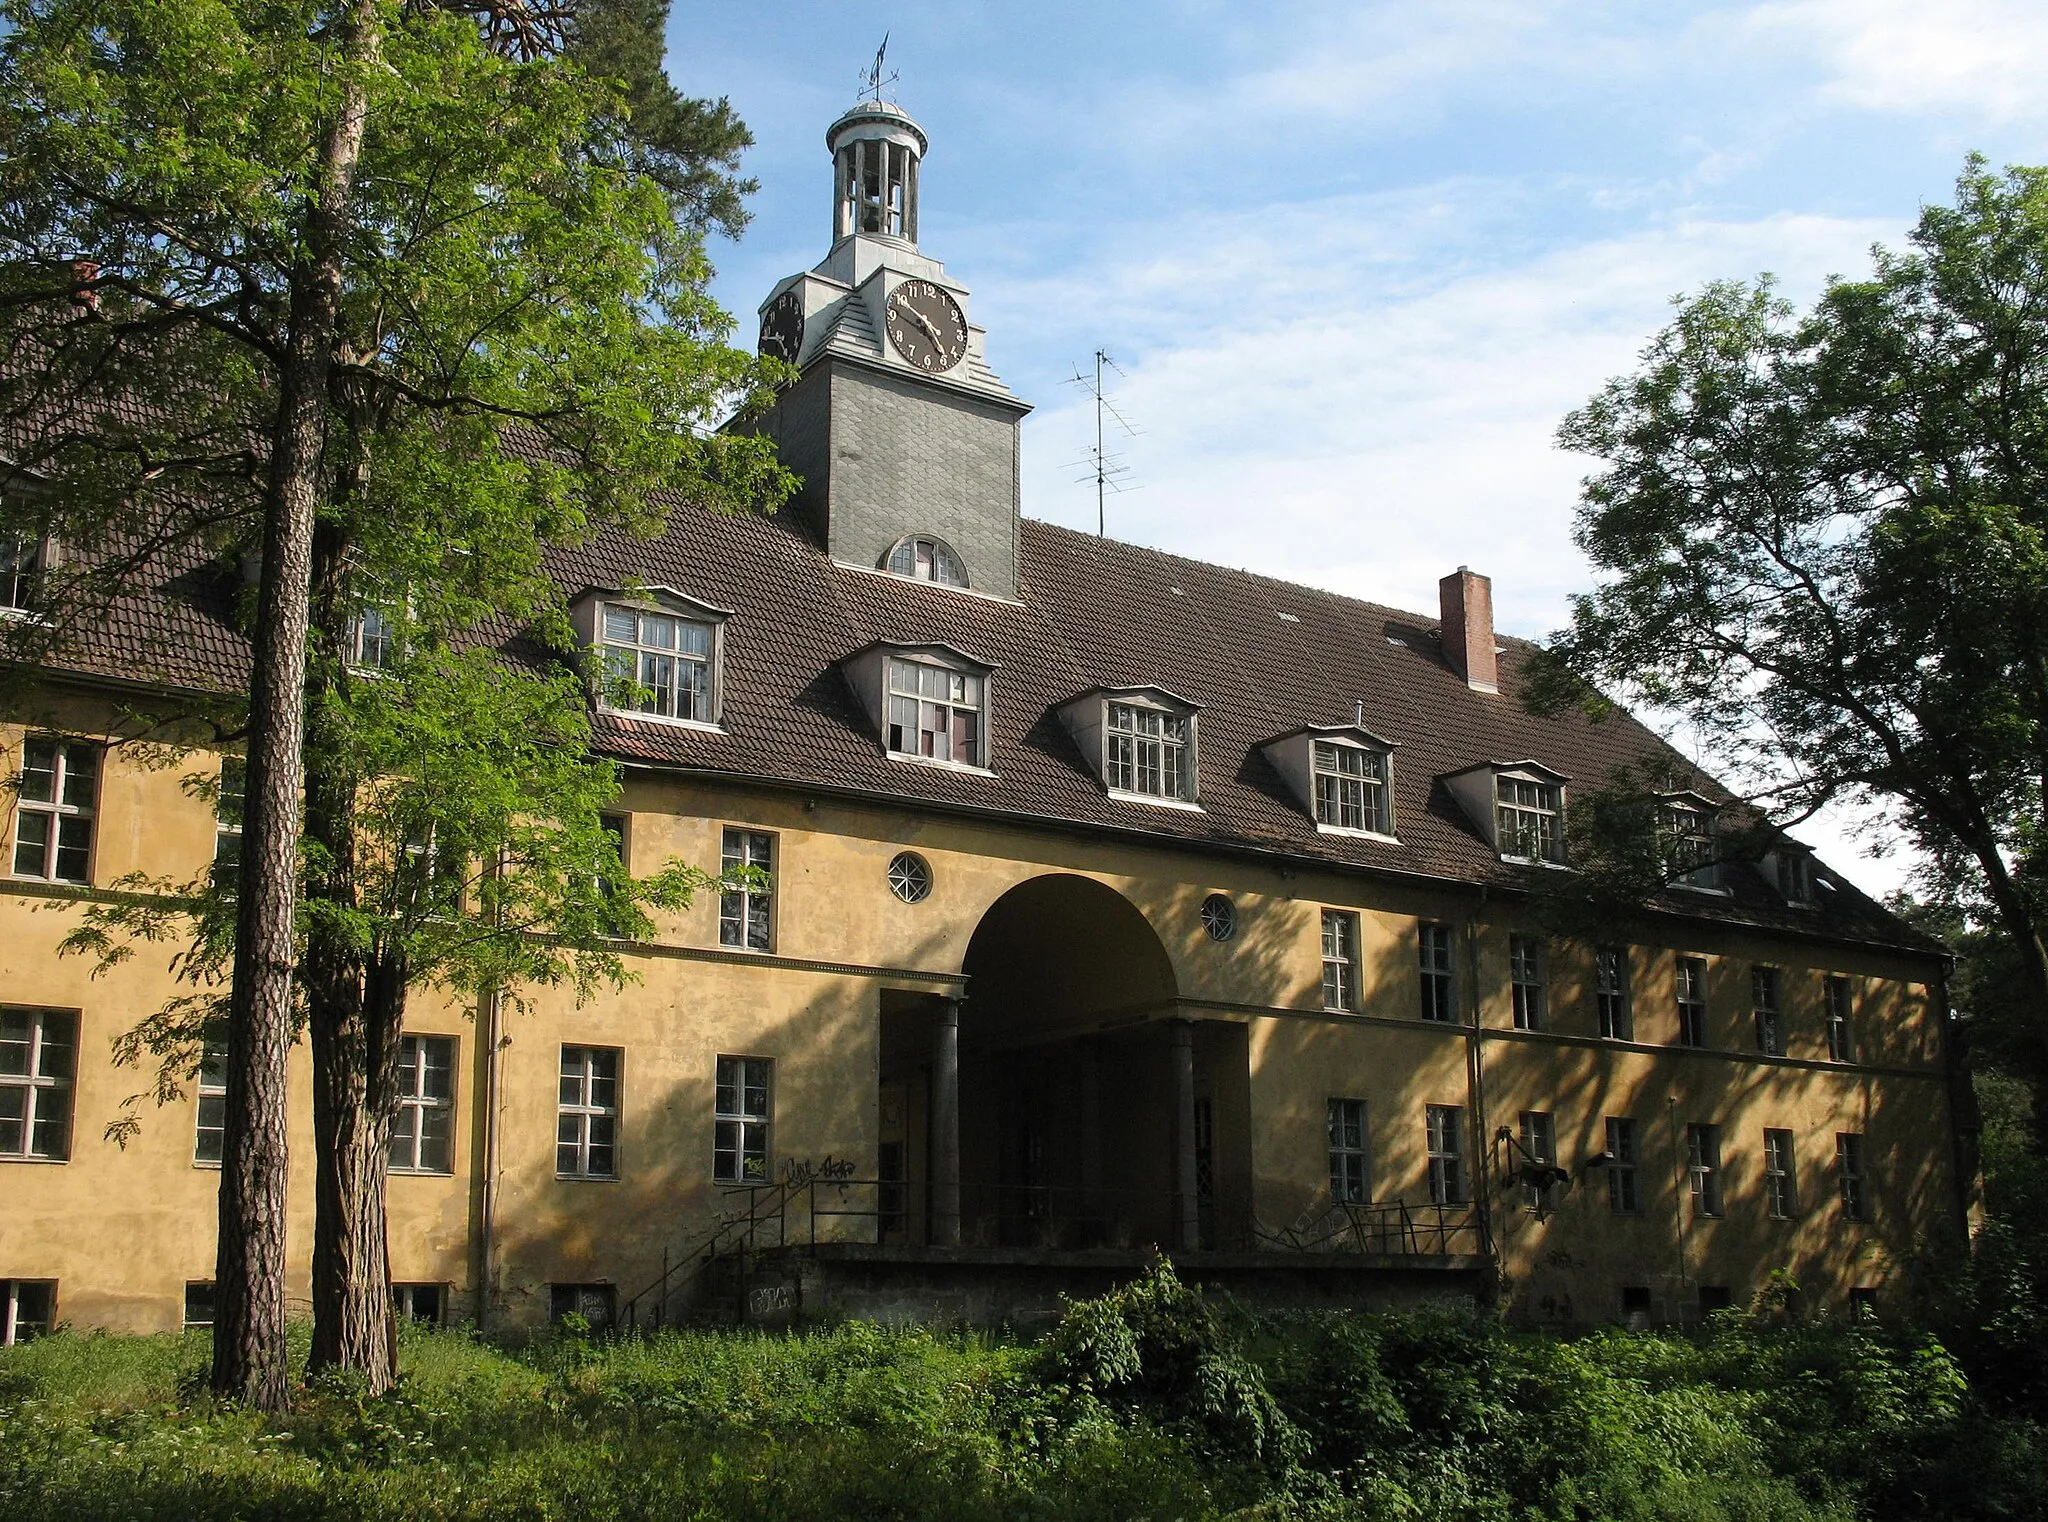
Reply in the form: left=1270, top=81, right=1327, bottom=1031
left=884, top=280, right=968, bottom=373
left=759, top=288, right=805, bottom=364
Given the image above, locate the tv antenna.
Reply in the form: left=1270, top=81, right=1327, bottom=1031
left=860, top=34, right=899, bottom=103
left=1063, top=350, right=1141, bottom=537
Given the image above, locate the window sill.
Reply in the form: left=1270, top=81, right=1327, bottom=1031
left=0, top=1153, right=71, bottom=1164
left=1499, top=854, right=1571, bottom=871
left=600, top=707, right=726, bottom=735
left=555, top=1173, right=619, bottom=1183
left=886, top=750, right=997, bottom=778
left=193, top=1160, right=222, bottom=1172
left=717, top=940, right=777, bottom=956
left=1316, top=823, right=1400, bottom=844
left=7, top=873, right=91, bottom=888
left=0, top=606, right=47, bottom=626
left=1669, top=881, right=1731, bottom=897
left=1105, top=789, right=1204, bottom=813
left=388, top=1167, right=456, bottom=1178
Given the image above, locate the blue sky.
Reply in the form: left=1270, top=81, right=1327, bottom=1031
left=666, top=1, right=2048, bottom=887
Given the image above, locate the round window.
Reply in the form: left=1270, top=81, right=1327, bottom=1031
left=1200, top=893, right=1236, bottom=942
left=888, top=851, right=933, bottom=904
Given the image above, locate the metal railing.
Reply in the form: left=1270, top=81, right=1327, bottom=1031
left=1254, top=1195, right=1482, bottom=1258
left=620, top=1176, right=798, bottom=1332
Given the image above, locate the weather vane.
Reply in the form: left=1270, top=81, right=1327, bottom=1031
left=860, top=33, right=899, bottom=103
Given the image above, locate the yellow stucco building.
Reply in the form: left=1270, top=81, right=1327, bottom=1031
left=0, top=98, right=1966, bottom=1343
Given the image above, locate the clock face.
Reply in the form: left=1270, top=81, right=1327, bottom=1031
left=759, top=288, right=805, bottom=364
left=884, top=280, right=969, bottom=374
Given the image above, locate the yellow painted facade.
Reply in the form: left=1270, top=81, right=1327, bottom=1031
left=0, top=694, right=1964, bottom=1336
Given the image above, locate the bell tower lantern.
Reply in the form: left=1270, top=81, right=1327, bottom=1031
left=740, top=95, right=1032, bottom=600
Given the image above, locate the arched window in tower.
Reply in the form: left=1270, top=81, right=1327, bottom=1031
left=884, top=535, right=968, bottom=588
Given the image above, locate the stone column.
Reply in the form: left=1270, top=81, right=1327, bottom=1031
left=1172, top=1019, right=1200, bottom=1253
left=931, top=997, right=962, bottom=1248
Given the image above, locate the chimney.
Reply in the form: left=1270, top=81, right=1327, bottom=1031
left=1439, top=566, right=1499, bottom=694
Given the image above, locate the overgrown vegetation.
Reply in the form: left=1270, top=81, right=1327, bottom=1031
left=3, top=1261, right=2041, bottom=1521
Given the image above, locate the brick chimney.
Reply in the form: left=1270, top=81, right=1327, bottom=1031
left=1439, top=566, right=1499, bottom=694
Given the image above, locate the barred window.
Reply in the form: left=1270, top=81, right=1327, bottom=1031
left=719, top=828, right=774, bottom=951
left=1107, top=702, right=1192, bottom=801
left=1495, top=776, right=1563, bottom=864
left=1675, top=957, right=1708, bottom=1048
left=0, top=1007, right=75, bottom=1161
left=1596, top=946, right=1633, bottom=1040
left=714, top=1055, right=773, bottom=1184
left=389, top=1035, right=455, bottom=1174
left=1312, top=741, right=1391, bottom=834
left=1752, top=967, right=1782, bottom=1056
left=887, top=659, right=983, bottom=767
left=1605, top=1116, right=1640, bottom=1213
left=557, top=1045, right=619, bottom=1179
left=1763, top=1127, right=1798, bottom=1219
left=602, top=604, right=715, bottom=723
left=1328, top=1098, right=1370, bottom=1204
left=12, top=737, right=97, bottom=883
left=1426, top=1104, right=1467, bottom=1205
left=1508, top=935, right=1545, bottom=1031
left=1419, top=921, right=1455, bottom=1023
left=1321, top=909, right=1360, bottom=1013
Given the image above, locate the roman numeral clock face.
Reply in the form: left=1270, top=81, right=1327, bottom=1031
left=884, top=280, right=969, bottom=373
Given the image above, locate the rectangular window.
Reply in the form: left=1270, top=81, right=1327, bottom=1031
left=714, top=1055, right=773, bottom=1184
left=1509, top=934, right=1545, bottom=1031
left=392, top=1283, right=444, bottom=1323
left=1752, top=967, right=1782, bottom=1055
left=183, top=1281, right=214, bottom=1332
left=1495, top=775, right=1563, bottom=863
left=1312, top=741, right=1390, bottom=833
left=886, top=659, right=983, bottom=767
left=719, top=828, right=774, bottom=951
left=557, top=1045, right=619, bottom=1179
left=1426, top=1104, right=1467, bottom=1205
left=3, top=1279, right=55, bottom=1344
left=1605, top=1116, right=1640, bottom=1213
left=194, top=1039, right=227, bottom=1166
left=1687, top=1122, right=1723, bottom=1218
left=1763, top=1127, right=1798, bottom=1219
left=1328, top=1097, right=1369, bottom=1204
left=1777, top=851, right=1813, bottom=904
left=389, top=1034, right=455, bottom=1174
left=1596, top=946, right=1633, bottom=1040
left=212, top=756, right=245, bottom=896
left=1675, top=957, right=1708, bottom=1048
left=548, top=1283, right=615, bottom=1331
left=601, top=605, right=713, bottom=721
left=1660, top=803, right=1718, bottom=889
left=1825, top=976, right=1855, bottom=1063
left=1419, top=921, right=1455, bottom=1023
left=1836, top=1133, right=1868, bottom=1222
left=1621, top=1284, right=1653, bottom=1330
left=1, top=532, right=41, bottom=612
left=1321, top=909, right=1360, bottom=1013
left=12, top=737, right=97, bottom=883
left=1518, top=1110, right=1555, bottom=1211
left=1106, top=702, right=1191, bottom=800
left=351, top=605, right=399, bottom=671
left=1, top=1007, right=75, bottom=1161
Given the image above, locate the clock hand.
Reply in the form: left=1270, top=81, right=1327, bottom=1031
left=905, top=306, right=946, bottom=347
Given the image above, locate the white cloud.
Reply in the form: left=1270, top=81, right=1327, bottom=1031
left=1747, top=0, right=2048, bottom=120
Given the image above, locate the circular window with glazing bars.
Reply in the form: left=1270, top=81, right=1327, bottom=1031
left=888, top=851, right=933, bottom=904
left=1200, top=893, right=1236, bottom=942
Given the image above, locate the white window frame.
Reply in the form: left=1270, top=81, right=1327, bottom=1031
left=194, top=1038, right=227, bottom=1166
left=212, top=756, right=244, bottom=895
left=393, top=1282, right=445, bottom=1323
left=3, top=1279, right=55, bottom=1344
left=1328, top=1097, right=1370, bottom=1205
left=1836, top=1132, right=1868, bottom=1222
left=1825, top=976, right=1855, bottom=1063
left=1321, top=909, right=1360, bottom=1013
left=1775, top=849, right=1815, bottom=906
left=1419, top=921, right=1455, bottom=1023
left=883, top=534, right=968, bottom=588
left=1518, top=1110, right=1556, bottom=1212
left=1509, top=934, right=1545, bottom=1031
left=1426, top=1104, right=1467, bottom=1205
left=719, top=827, right=775, bottom=952
left=1106, top=700, right=1194, bottom=803
left=1, top=1006, right=76, bottom=1161
left=1605, top=1116, right=1640, bottom=1213
left=183, top=1280, right=214, bottom=1332
left=1312, top=740, right=1392, bottom=836
left=886, top=656, right=986, bottom=769
left=1, top=530, right=44, bottom=615
left=1495, top=773, right=1565, bottom=865
left=1687, top=1122, right=1723, bottom=1218
left=348, top=604, right=399, bottom=673
left=1596, top=946, right=1633, bottom=1040
left=1675, top=957, right=1708, bottom=1048
left=714, top=1054, right=773, bottom=1184
left=1751, top=966, right=1783, bottom=1056
left=1763, top=1127, right=1798, bottom=1219
left=600, top=602, right=719, bottom=726
left=1659, top=801, right=1724, bottom=892
left=11, top=736, right=98, bottom=884
left=557, top=1044, right=620, bottom=1179
left=389, top=1034, right=456, bottom=1175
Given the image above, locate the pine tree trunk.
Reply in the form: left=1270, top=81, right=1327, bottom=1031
left=211, top=0, right=379, bottom=1410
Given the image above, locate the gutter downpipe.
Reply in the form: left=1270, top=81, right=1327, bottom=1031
left=475, top=842, right=509, bottom=1331
left=1464, top=886, right=1497, bottom=1290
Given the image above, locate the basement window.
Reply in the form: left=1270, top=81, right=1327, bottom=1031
left=1, top=1279, right=54, bottom=1344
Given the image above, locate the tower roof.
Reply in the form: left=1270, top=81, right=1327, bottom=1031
left=826, top=99, right=927, bottom=158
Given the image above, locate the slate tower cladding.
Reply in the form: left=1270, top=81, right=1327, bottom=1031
left=743, top=97, right=1032, bottom=599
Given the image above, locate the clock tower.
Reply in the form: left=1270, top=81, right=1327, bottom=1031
left=747, top=98, right=1031, bottom=598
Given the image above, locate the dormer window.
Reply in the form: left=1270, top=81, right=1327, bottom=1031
left=1772, top=847, right=1815, bottom=906
left=1057, top=686, right=1202, bottom=807
left=2, top=532, right=43, bottom=614
left=1658, top=796, right=1723, bottom=891
left=350, top=605, right=398, bottom=672
left=887, top=657, right=983, bottom=766
left=1314, top=741, right=1391, bottom=834
left=573, top=586, right=732, bottom=730
left=884, top=535, right=967, bottom=588
left=1496, top=775, right=1563, bottom=864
